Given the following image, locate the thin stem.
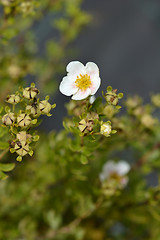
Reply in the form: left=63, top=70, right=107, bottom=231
left=46, top=196, right=103, bottom=239
left=12, top=104, right=15, bottom=112
left=0, top=149, right=9, bottom=161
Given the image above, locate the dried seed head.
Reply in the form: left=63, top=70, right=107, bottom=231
left=23, top=87, right=39, bottom=99
left=17, top=131, right=32, bottom=142
left=14, top=141, right=30, bottom=156
left=6, top=94, right=20, bottom=104
left=17, top=114, right=31, bottom=127
left=2, top=113, right=15, bottom=126
left=39, top=100, right=51, bottom=114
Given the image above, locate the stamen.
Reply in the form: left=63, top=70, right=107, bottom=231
left=75, top=74, right=91, bottom=91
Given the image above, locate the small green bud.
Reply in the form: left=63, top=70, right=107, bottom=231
left=14, top=141, right=30, bottom=156
left=39, top=100, right=52, bottom=114
left=103, top=105, right=117, bottom=118
left=23, top=87, right=39, bottom=100
left=2, top=113, right=15, bottom=126
left=100, top=122, right=112, bottom=137
left=6, top=94, right=20, bottom=104
left=10, top=148, right=15, bottom=153
left=16, top=156, right=22, bottom=162
left=17, top=114, right=31, bottom=127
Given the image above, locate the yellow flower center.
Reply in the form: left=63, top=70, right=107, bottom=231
left=75, top=74, right=91, bottom=91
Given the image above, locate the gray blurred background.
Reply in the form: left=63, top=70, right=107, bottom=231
left=42, top=0, right=160, bottom=131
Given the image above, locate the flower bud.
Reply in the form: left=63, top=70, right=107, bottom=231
left=17, top=114, right=31, bottom=127
left=151, top=94, right=160, bottom=107
left=23, top=87, right=39, bottom=99
left=6, top=94, right=20, bottom=104
left=100, top=122, right=112, bottom=137
left=103, top=105, right=117, bottom=118
left=141, top=114, right=156, bottom=128
left=14, top=141, right=30, bottom=156
left=39, top=100, right=51, bottom=114
left=2, top=113, right=15, bottom=126
left=8, top=65, right=21, bottom=79
left=105, top=93, right=118, bottom=106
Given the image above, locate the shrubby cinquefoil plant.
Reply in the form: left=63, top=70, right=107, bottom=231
left=1, top=1, right=160, bottom=239
left=1, top=60, right=160, bottom=240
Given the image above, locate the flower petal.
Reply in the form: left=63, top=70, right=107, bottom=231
left=90, top=76, right=101, bottom=95
left=86, top=62, right=99, bottom=77
left=89, top=95, right=96, bottom=104
left=100, top=160, right=116, bottom=181
left=59, top=76, right=78, bottom=96
left=116, top=161, right=130, bottom=176
left=67, top=61, right=85, bottom=75
left=72, top=88, right=91, bottom=100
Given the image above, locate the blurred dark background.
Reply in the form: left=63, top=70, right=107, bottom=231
left=42, top=0, right=160, bottom=131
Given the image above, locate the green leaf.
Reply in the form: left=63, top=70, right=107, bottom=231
left=91, top=97, right=102, bottom=110
left=0, top=170, right=8, bottom=180
left=0, top=163, right=15, bottom=172
left=80, top=155, right=88, bottom=165
left=0, top=141, right=9, bottom=150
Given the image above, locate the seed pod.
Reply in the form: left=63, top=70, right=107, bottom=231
left=17, top=114, right=31, bottom=127
left=23, top=87, right=39, bottom=99
left=2, top=113, right=15, bottom=126
left=100, top=122, right=112, bottom=137
left=6, top=94, right=20, bottom=104
left=14, top=141, right=29, bottom=156
left=39, top=100, right=51, bottom=114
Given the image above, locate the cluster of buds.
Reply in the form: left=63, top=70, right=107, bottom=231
left=1, top=83, right=56, bottom=161
left=104, top=86, right=123, bottom=109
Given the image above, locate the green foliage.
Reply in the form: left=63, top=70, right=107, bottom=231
left=0, top=0, right=91, bottom=98
left=1, top=1, right=160, bottom=240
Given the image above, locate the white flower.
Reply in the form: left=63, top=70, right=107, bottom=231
left=59, top=61, right=101, bottom=100
left=99, top=160, right=130, bottom=186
